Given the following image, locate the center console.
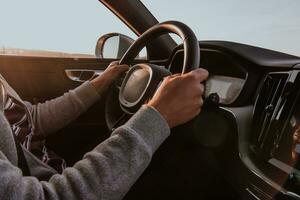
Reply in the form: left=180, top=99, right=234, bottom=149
left=250, top=70, right=300, bottom=198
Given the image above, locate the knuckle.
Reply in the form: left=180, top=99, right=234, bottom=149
left=197, top=108, right=202, bottom=115
left=183, top=74, right=197, bottom=84
left=164, top=76, right=173, bottom=83
left=110, top=66, right=118, bottom=71
left=193, top=84, right=202, bottom=94
left=192, top=98, right=201, bottom=108
left=191, top=68, right=209, bottom=82
left=109, top=61, right=119, bottom=67
left=162, top=77, right=172, bottom=85
left=112, top=60, right=120, bottom=65
left=189, top=72, right=198, bottom=80
left=199, top=84, right=205, bottom=94
left=199, top=68, right=209, bottom=80
left=195, top=108, right=201, bottom=116
left=194, top=91, right=202, bottom=99
left=166, top=75, right=172, bottom=80
left=198, top=67, right=208, bottom=73
left=172, top=76, right=183, bottom=83
left=195, top=101, right=201, bottom=108
left=119, top=65, right=129, bottom=72
left=199, top=98, right=204, bottom=106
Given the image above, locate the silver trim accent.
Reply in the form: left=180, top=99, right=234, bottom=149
left=65, top=69, right=104, bottom=82
left=246, top=188, right=260, bottom=200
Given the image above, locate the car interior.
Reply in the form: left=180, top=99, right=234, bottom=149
left=1, top=0, right=300, bottom=199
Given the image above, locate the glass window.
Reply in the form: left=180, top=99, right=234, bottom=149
left=0, top=0, right=135, bottom=57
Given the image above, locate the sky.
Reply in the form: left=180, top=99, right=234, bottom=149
left=0, top=0, right=299, bottom=57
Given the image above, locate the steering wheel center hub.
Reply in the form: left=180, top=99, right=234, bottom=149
left=119, top=63, right=170, bottom=114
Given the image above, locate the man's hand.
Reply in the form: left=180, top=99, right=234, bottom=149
left=91, top=61, right=129, bottom=96
left=147, top=68, right=209, bottom=128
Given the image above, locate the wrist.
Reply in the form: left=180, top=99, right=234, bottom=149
left=90, top=76, right=110, bottom=96
left=147, top=101, right=173, bottom=128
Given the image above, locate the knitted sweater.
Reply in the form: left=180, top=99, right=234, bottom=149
left=0, top=74, right=170, bottom=200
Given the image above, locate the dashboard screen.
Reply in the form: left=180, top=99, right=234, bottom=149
left=204, top=75, right=245, bottom=105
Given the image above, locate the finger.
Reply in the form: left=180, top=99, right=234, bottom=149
left=109, top=61, right=120, bottom=66
left=109, top=63, right=129, bottom=71
left=163, top=73, right=180, bottom=81
left=199, top=83, right=205, bottom=94
left=189, top=68, right=209, bottom=82
left=199, top=98, right=204, bottom=107
left=169, top=73, right=181, bottom=78
left=113, top=65, right=129, bottom=75
left=116, top=64, right=129, bottom=70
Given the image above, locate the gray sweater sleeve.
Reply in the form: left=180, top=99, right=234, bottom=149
left=0, top=105, right=170, bottom=200
left=30, top=81, right=101, bottom=137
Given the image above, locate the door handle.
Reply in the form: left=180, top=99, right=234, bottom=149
left=65, top=69, right=104, bottom=82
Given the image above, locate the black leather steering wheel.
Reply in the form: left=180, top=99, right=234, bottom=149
left=105, top=21, right=200, bottom=131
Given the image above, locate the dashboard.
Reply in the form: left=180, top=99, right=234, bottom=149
left=165, top=41, right=300, bottom=200
left=167, top=46, right=249, bottom=106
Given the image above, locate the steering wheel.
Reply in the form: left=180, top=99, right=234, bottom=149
left=105, top=21, right=200, bottom=132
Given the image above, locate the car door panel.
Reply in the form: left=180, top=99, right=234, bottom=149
left=0, top=55, right=116, bottom=164
left=0, top=55, right=115, bottom=100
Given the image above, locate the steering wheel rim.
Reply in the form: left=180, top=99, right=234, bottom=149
left=105, top=21, right=200, bottom=131
left=119, top=21, right=200, bottom=73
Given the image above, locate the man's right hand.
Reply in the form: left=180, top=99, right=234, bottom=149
left=147, top=68, right=209, bottom=128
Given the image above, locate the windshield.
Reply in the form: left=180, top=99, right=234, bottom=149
left=142, top=0, right=300, bottom=57
left=1, top=0, right=299, bottom=57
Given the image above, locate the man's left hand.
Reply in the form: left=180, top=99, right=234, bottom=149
left=90, top=61, right=129, bottom=96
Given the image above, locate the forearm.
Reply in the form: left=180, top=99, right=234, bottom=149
left=31, top=62, right=128, bottom=137
left=32, top=81, right=101, bottom=137
left=0, top=106, right=170, bottom=200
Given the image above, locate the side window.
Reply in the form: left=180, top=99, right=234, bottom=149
left=0, top=0, right=135, bottom=57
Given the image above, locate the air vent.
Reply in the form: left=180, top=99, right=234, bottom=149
left=251, top=73, right=289, bottom=156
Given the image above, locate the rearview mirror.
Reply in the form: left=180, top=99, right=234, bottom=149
left=95, top=33, right=147, bottom=60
